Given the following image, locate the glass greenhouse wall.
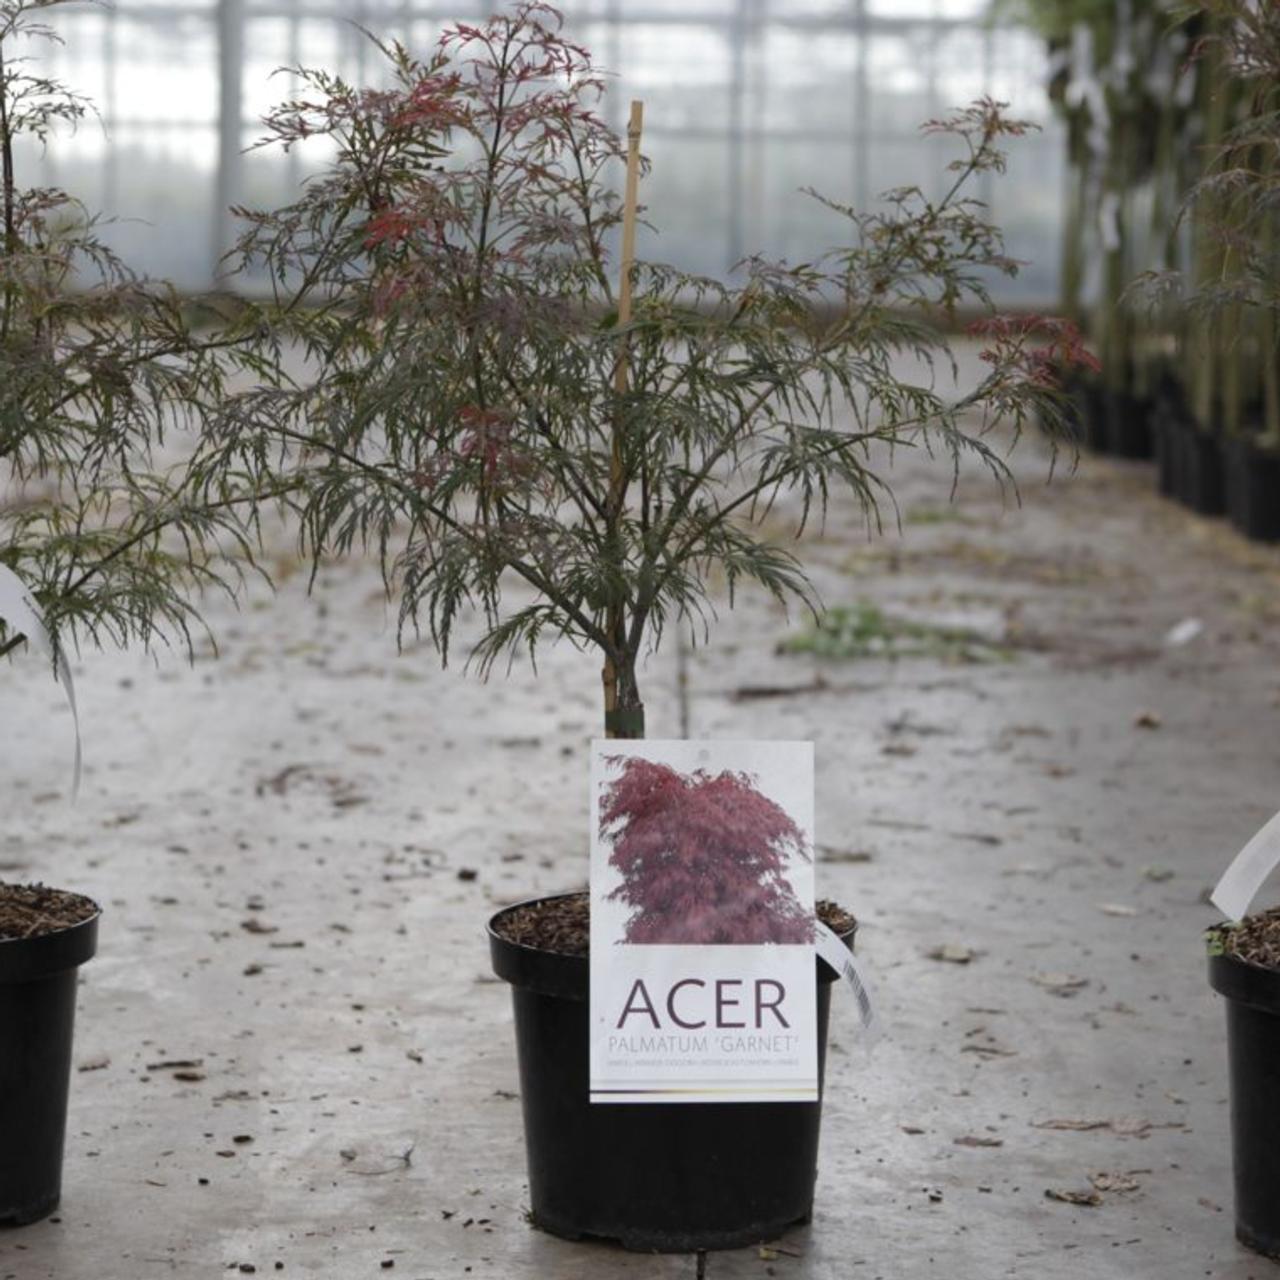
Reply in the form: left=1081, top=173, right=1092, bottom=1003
left=19, top=0, right=1063, bottom=300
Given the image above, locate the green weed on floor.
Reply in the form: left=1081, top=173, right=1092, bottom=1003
left=780, top=601, right=1016, bottom=664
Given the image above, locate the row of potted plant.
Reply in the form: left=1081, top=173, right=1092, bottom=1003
left=2, top=0, right=1087, bottom=1252
left=1194, top=0, right=1280, bottom=1249
left=1014, top=0, right=1280, bottom=544
left=1017, top=1, right=1280, bottom=1258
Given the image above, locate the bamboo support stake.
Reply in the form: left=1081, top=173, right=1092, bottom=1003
left=614, top=100, right=644, bottom=397
left=603, top=100, right=644, bottom=737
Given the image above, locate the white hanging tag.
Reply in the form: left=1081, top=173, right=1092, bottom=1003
left=815, top=921, right=881, bottom=1046
left=1211, top=809, right=1280, bottom=922
left=0, top=564, right=82, bottom=799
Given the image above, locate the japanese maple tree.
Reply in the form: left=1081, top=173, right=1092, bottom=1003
left=207, top=1, right=1089, bottom=740
left=600, top=756, right=813, bottom=945
left=1, top=0, right=269, bottom=666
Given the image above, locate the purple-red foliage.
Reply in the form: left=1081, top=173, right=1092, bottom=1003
left=967, top=314, right=1100, bottom=388
left=600, top=756, right=814, bottom=946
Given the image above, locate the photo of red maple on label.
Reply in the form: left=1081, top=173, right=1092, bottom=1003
left=600, top=756, right=815, bottom=946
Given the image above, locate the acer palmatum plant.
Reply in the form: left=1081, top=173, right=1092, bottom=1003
left=1, top=0, right=270, bottom=665
left=211, top=2, right=1088, bottom=739
left=600, top=756, right=813, bottom=945
left=1174, top=1, right=1280, bottom=446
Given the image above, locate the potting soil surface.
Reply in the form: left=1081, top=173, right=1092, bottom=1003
left=2, top=346, right=1278, bottom=1278
left=1215, top=906, right=1280, bottom=970
left=493, top=891, right=857, bottom=956
left=0, top=883, right=98, bottom=941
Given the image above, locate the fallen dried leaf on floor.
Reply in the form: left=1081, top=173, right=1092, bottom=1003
left=927, top=944, right=978, bottom=964
left=77, top=1053, right=110, bottom=1072
left=1111, top=1117, right=1182, bottom=1137
left=954, top=1135, right=1003, bottom=1148
left=1033, top=1118, right=1109, bottom=1131
left=1142, top=866, right=1174, bottom=882
left=1030, top=972, right=1089, bottom=996
left=1133, top=710, right=1162, bottom=730
left=964, top=1047, right=1018, bottom=1059
left=731, top=678, right=831, bottom=701
left=1090, top=1171, right=1141, bottom=1193
left=343, top=1144, right=416, bottom=1176
left=1032, top=1117, right=1182, bottom=1137
left=819, top=845, right=874, bottom=864
left=1097, top=903, right=1139, bottom=917
left=1045, top=1187, right=1102, bottom=1207
left=758, top=1243, right=801, bottom=1260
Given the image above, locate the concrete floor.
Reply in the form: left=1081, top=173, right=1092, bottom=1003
left=3, top=398, right=1280, bottom=1278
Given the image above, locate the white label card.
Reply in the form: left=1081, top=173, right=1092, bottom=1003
left=590, top=740, right=818, bottom=1104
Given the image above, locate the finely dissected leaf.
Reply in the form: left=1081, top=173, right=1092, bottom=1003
left=1, top=0, right=273, bottom=662
left=204, top=4, right=1083, bottom=731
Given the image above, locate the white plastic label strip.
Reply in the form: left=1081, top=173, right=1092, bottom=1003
left=1211, top=809, right=1280, bottom=921
left=815, top=922, right=881, bottom=1046
left=0, top=565, right=81, bottom=799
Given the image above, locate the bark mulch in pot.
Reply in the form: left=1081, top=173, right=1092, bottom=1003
left=0, top=883, right=99, bottom=942
left=494, top=890, right=855, bottom=955
left=1218, top=906, right=1280, bottom=971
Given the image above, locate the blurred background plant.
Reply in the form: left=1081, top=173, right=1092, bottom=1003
left=1171, top=0, right=1280, bottom=528
left=1005, top=0, right=1280, bottom=540
left=999, top=0, right=1201, bottom=457
left=0, top=0, right=273, bottom=665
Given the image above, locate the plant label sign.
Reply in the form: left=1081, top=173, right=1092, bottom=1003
left=589, top=740, right=819, bottom=1104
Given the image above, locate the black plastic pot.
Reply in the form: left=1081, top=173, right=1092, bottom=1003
left=0, top=906, right=99, bottom=1226
left=1225, top=436, right=1280, bottom=543
left=488, top=893, right=855, bottom=1252
left=1177, top=425, right=1228, bottom=517
left=1209, top=944, right=1280, bottom=1260
left=1152, top=407, right=1184, bottom=498
left=1104, top=389, right=1153, bottom=460
left=1076, top=380, right=1109, bottom=453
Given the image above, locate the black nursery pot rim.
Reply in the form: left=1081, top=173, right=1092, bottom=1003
left=488, top=890, right=857, bottom=1002
left=0, top=905, right=100, bottom=986
left=1207, top=930, right=1280, bottom=1015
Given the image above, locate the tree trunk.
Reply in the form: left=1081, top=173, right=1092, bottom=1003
left=602, top=654, right=645, bottom=739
